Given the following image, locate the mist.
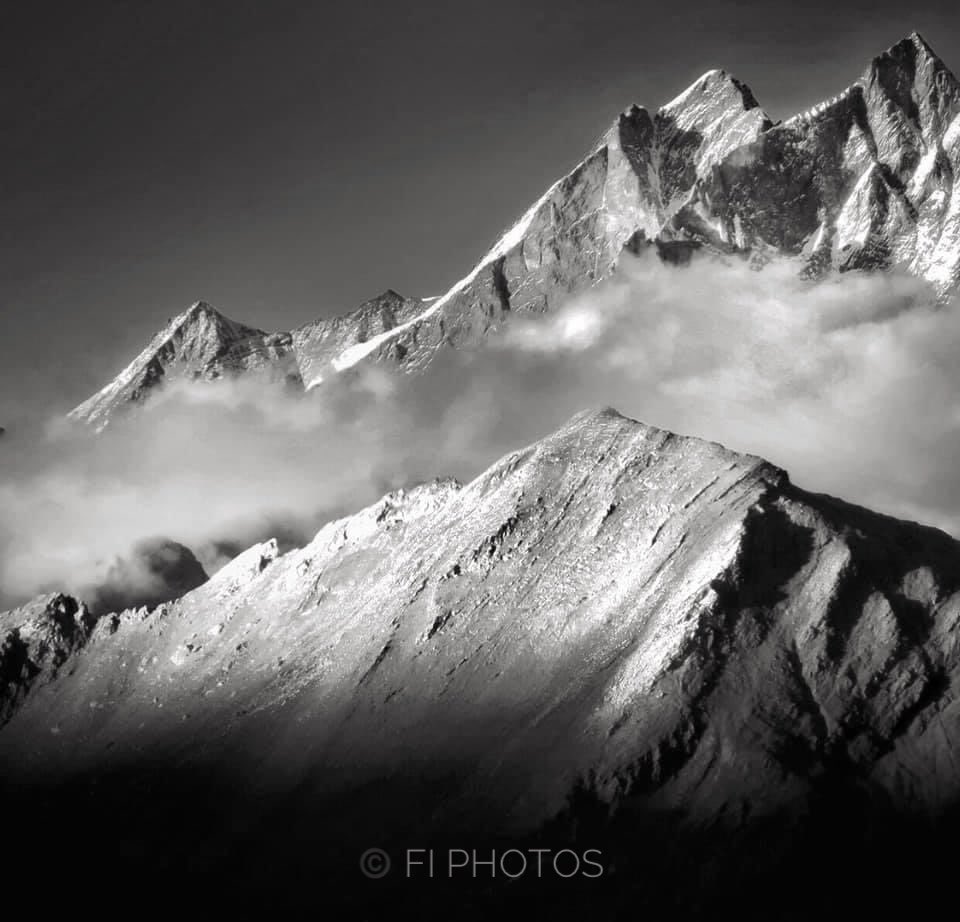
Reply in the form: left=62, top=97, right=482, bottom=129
left=2, top=250, right=958, bottom=609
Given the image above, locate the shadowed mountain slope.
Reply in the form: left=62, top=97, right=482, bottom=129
left=3, top=408, right=960, bottom=917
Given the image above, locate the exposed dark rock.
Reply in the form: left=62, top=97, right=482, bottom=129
left=82, top=537, right=209, bottom=616
left=0, top=592, right=96, bottom=725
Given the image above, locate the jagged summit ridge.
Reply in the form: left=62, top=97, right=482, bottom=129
left=668, top=31, right=960, bottom=279
left=876, top=30, right=951, bottom=79
left=661, top=68, right=765, bottom=120
left=68, top=33, right=960, bottom=426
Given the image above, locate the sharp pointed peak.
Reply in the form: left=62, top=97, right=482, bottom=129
left=374, top=288, right=409, bottom=302
left=162, top=300, right=262, bottom=343
left=858, top=30, right=959, bottom=103
left=182, top=300, right=223, bottom=318
left=169, top=300, right=245, bottom=329
left=350, top=288, right=416, bottom=315
left=903, top=30, right=938, bottom=56
left=661, top=68, right=762, bottom=115
left=699, top=67, right=737, bottom=85
left=870, top=30, right=947, bottom=70
left=345, top=288, right=415, bottom=312
left=161, top=300, right=221, bottom=327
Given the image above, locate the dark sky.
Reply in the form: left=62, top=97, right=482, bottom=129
left=3, top=0, right=959, bottom=422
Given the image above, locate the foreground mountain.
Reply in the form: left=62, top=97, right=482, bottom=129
left=69, top=33, right=960, bottom=429
left=4, top=408, right=960, bottom=916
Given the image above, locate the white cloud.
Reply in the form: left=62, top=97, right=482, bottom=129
left=2, top=250, right=958, bottom=608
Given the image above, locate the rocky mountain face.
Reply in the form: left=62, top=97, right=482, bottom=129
left=67, top=300, right=301, bottom=430
left=68, top=33, right=960, bottom=430
left=69, top=289, right=424, bottom=429
left=292, top=287, right=425, bottom=390
left=0, top=592, right=95, bottom=726
left=4, top=408, right=960, bottom=915
left=669, top=32, right=960, bottom=285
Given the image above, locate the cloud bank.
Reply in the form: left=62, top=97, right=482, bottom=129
left=2, top=251, right=958, bottom=609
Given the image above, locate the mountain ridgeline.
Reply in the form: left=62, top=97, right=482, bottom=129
left=70, top=32, right=960, bottom=430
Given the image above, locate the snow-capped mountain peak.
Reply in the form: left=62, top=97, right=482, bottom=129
left=67, top=33, right=960, bottom=427
left=67, top=300, right=298, bottom=430
left=661, top=68, right=764, bottom=120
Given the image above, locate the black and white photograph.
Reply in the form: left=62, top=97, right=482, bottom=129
left=3, top=1, right=960, bottom=918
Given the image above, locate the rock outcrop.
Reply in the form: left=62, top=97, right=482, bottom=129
left=0, top=592, right=96, bottom=726
left=81, top=537, right=209, bottom=616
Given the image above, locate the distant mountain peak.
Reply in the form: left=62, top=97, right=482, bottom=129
left=68, top=300, right=298, bottom=430
left=168, top=300, right=257, bottom=335
left=67, top=36, right=960, bottom=427
left=899, top=29, right=941, bottom=60
left=867, top=29, right=954, bottom=77
left=662, top=68, right=763, bottom=116
left=181, top=299, right=224, bottom=322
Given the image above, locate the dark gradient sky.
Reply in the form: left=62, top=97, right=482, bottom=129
left=3, top=0, right=959, bottom=422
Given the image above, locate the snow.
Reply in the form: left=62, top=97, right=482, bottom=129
left=782, top=85, right=856, bottom=128
left=661, top=69, right=727, bottom=115
left=835, top=164, right=880, bottom=249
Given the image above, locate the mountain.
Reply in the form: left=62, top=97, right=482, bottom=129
left=66, top=300, right=301, bottom=430
left=67, top=33, right=960, bottom=430
left=69, top=289, right=423, bottom=430
left=4, top=408, right=960, bottom=916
